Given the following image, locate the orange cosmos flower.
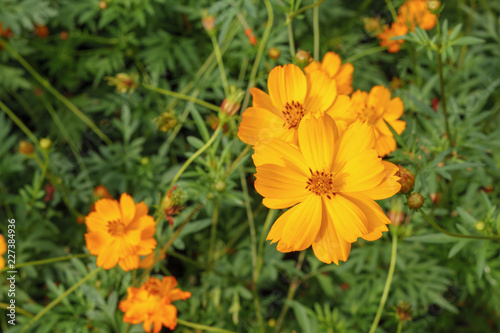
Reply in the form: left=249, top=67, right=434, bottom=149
left=238, top=64, right=355, bottom=146
left=0, top=234, right=6, bottom=269
left=304, top=52, right=354, bottom=95
left=119, top=276, right=191, bottom=333
left=253, top=113, right=401, bottom=264
left=350, top=86, right=406, bottom=157
left=398, top=0, right=438, bottom=31
left=377, top=22, right=409, bottom=53
left=84, top=193, right=157, bottom=271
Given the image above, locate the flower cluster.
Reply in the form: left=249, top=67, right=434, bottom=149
left=238, top=53, right=404, bottom=264
left=378, top=0, right=439, bottom=53
left=119, top=276, right=191, bottom=333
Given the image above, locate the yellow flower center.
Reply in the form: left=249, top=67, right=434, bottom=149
left=282, top=101, right=306, bottom=129
left=108, top=220, right=126, bottom=236
left=358, top=106, right=381, bottom=125
left=306, top=169, right=335, bottom=199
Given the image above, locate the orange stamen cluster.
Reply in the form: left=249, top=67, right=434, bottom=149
left=282, top=101, right=306, bottom=129
left=306, top=169, right=335, bottom=199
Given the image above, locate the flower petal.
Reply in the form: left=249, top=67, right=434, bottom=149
left=312, top=209, right=351, bottom=264
left=95, top=198, right=121, bottom=222
left=268, top=64, right=307, bottom=111
left=320, top=52, right=342, bottom=78
left=97, top=241, right=120, bottom=269
left=326, top=95, right=357, bottom=126
left=252, top=138, right=309, bottom=174
left=304, top=70, right=337, bottom=114
left=255, top=164, right=309, bottom=208
left=85, top=231, right=112, bottom=255
left=251, top=87, right=277, bottom=113
left=384, top=97, right=404, bottom=120
left=238, top=107, right=285, bottom=146
left=323, top=195, right=369, bottom=243
left=120, top=193, right=136, bottom=226
left=335, top=63, right=354, bottom=95
left=85, top=212, right=109, bottom=233
left=357, top=161, right=401, bottom=200
left=119, top=255, right=140, bottom=271
left=298, top=113, right=338, bottom=171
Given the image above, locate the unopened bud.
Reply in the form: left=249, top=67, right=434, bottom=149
left=407, top=193, right=424, bottom=210
left=221, top=86, right=245, bottom=117
left=161, top=185, right=186, bottom=225
left=141, top=157, right=150, bottom=165
left=363, top=17, right=383, bottom=35
left=396, top=301, right=412, bottom=322
left=206, top=115, right=229, bottom=133
left=19, top=140, right=34, bottom=155
left=294, top=50, right=312, bottom=69
left=427, top=0, right=441, bottom=11
left=153, top=112, right=177, bottom=132
left=105, top=73, right=138, bottom=94
left=99, top=1, right=108, bottom=10
left=397, top=165, right=415, bottom=194
left=387, top=198, right=404, bottom=226
left=202, top=11, right=216, bottom=34
left=429, top=192, right=440, bottom=204
left=60, top=31, right=69, bottom=40
left=215, top=181, right=226, bottom=192
left=390, top=77, right=403, bottom=90
left=268, top=47, right=280, bottom=60
left=475, top=221, right=485, bottom=231
left=34, top=25, right=49, bottom=38
left=40, top=138, right=52, bottom=149
left=93, top=185, right=112, bottom=200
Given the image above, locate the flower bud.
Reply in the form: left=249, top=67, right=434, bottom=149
left=0, top=22, right=13, bottom=38
left=60, top=31, right=69, bottom=40
left=93, top=185, right=112, bottom=200
left=427, top=0, right=441, bottom=12
left=475, top=221, right=485, bottom=231
left=141, top=157, right=150, bottom=165
left=407, top=193, right=424, bottom=210
left=268, top=47, right=280, bottom=60
left=99, top=1, right=108, bottom=10
left=363, top=17, right=383, bottom=35
left=294, top=50, right=312, bottom=69
left=34, top=25, right=49, bottom=38
left=396, top=301, right=412, bottom=322
left=202, top=11, right=216, bottom=34
left=206, top=115, right=229, bottom=133
left=429, top=192, right=440, bottom=204
left=43, top=183, right=55, bottom=202
left=397, top=165, right=415, bottom=194
left=19, top=140, right=34, bottom=155
left=221, top=86, right=245, bottom=117
left=105, top=73, right=138, bottom=94
left=390, top=77, right=403, bottom=90
left=161, top=185, right=186, bottom=225
left=387, top=198, right=404, bottom=226
left=153, top=112, right=177, bottom=132
left=40, top=138, right=52, bottom=149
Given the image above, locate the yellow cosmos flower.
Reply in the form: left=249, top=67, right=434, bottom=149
left=119, top=276, right=191, bottom=333
left=84, top=193, right=157, bottom=271
left=398, top=0, right=438, bottom=31
left=304, top=52, right=354, bottom=95
left=237, top=64, right=355, bottom=146
left=253, top=113, right=401, bottom=264
left=351, top=86, right=406, bottom=157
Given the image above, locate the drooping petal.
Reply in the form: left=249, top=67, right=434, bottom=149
left=120, top=193, right=136, bottom=226
left=237, top=107, right=285, bottom=146
left=268, top=64, right=307, bottom=111
left=298, top=113, right=338, bottom=172
left=304, top=70, right=337, bottom=114
left=323, top=195, right=369, bottom=243
left=312, top=206, right=351, bottom=264
left=255, top=164, right=309, bottom=208
left=273, top=195, right=323, bottom=251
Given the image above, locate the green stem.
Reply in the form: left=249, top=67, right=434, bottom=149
left=369, top=232, right=398, bottom=333
left=210, top=34, right=230, bottom=96
left=19, top=267, right=102, bottom=333
left=435, top=18, right=453, bottom=148
left=0, top=100, right=39, bottom=145
left=143, top=83, right=221, bottom=113
left=384, top=0, right=399, bottom=22
left=419, top=209, right=500, bottom=241
left=0, top=303, right=33, bottom=317
left=240, top=167, right=265, bottom=332
left=0, top=41, right=112, bottom=145
left=208, top=196, right=220, bottom=265
left=287, top=15, right=296, bottom=59
left=313, top=6, right=320, bottom=61
left=177, top=318, right=236, bottom=333
left=344, top=46, right=385, bottom=63
left=274, top=251, right=306, bottom=333
left=0, top=254, right=91, bottom=272
left=169, top=126, right=222, bottom=188
left=241, top=0, right=274, bottom=112
left=256, top=209, right=277, bottom=279
left=397, top=320, right=403, bottom=333
left=288, top=0, right=325, bottom=20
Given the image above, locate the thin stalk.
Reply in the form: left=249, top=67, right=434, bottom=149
left=384, top=0, right=398, bottom=22
left=369, top=232, right=398, bottom=333
left=397, top=320, right=403, bottom=333
left=0, top=254, right=90, bottom=272
left=435, top=18, right=453, bottom=148
left=208, top=196, right=220, bottom=265
left=143, top=83, right=221, bottom=113
left=169, top=126, right=222, bottom=188
left=0, top=303, right=33, bottom=317
left=288, top=0, right=325, bottom=20
left=419, top=209, right=500, bottom=241
left=177, top=318, right=236, bottom=333
left=0, top=41, right=112, bottom=145
left=19, top=267, right=102, bottom=333
left=0, top=100, right=39, bottom=145
left=344, top=46, right=385, bottom=63
left=241, top=0, right=274, bottom=112
left=287, top=15, right=296, bottom=59
left=210, top=34, right=230, bottom=96
left=313, top=6, right=320, bottom=61
left=274, top=251, right=306, bottom=333
left=256, top=209, right=277, bottom=279
left=240, top=167, right=265, bottom=332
